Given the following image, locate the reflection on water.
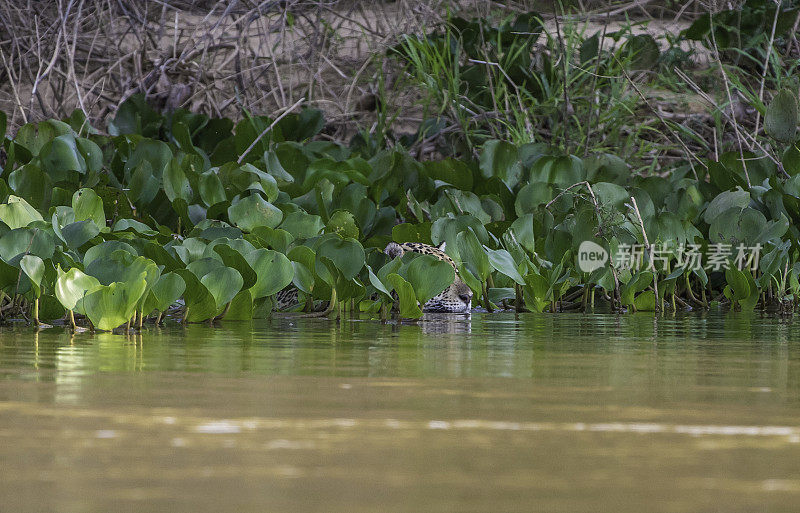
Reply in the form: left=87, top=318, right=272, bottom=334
left=2, top=312, right=800, bottom=512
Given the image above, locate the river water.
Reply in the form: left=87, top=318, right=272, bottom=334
left=1, top=312, right=799, bottom=512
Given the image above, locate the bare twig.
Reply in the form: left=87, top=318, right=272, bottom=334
left=237, top=96, right=305, bottom=164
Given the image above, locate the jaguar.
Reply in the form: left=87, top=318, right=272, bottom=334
left=275, top=242, right=473, bottom=313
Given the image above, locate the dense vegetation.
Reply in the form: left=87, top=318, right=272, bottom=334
left=0, top=4, right=799, bottom=331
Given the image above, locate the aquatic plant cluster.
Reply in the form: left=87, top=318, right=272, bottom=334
left=0, top=5, right=799, bottom=330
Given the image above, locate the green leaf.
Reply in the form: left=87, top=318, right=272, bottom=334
left=246, top=248, right=294, bottom=299
left=315, top=236, right=365, bottom=281
left=424, top=159, right=473, bottom=190
left=40, top=134, right=86, bottom=176
left=367, top=264, right=392, bottom=299
left=784, top=143, right=800, bottom=175
left=724, top=266, right=750, bottom=302
left=479, top=140, right=521, bottom=189
left=61, top=220, right=100, bottom=249
left=392, top=222, right=432, bottom=245
left=223, top=289, right=255, bottom=320
left=227, top=194, right=283, bottom=232
left=455, top=229, right=491, bottom=280
left=55, top=265, right=102, bottom=314
left=213, top=244, right=257, bottom=290
left=508, top=214, right=536, bottom=255
left=278, top=211, right=324, bottom=239
left=620, top=271, right=653, bottom=307
left=529, top=155, right=585, bottom=186
left=163, top=158, right=193, bottom=202
left=592, top=182, right=629, bottom=211
left=83, top=240, right=138, bottom=267
left=250, top=226, right=294, bottom=253
left=406, top=254, right=455, bottom=305
left=326, top=210, right=360, bottom=239
left=386, top=273, right=422, bottom=318
left=633, top=290, right=656, bottom=311
left=200, top=266, right=244, bottom=310
left=76, top=137, right=103, bottom=173
left=84, top=277, right=148, bottom=330
left=143, top=272, right=185, bottom=313
left=72, top=188, right=105, bottom=229
left=0, top=195, right=43, bottom=229
left=9, top=164, right=50, bottom=208
left=199, top=170, right=227, bottom=206
left=20, top=254, right=44, bottom=298
left=703, top=188, right=750, bottom=224
left=0, top=227, right=55, bottom=262
left=621, top=34, right=660, bottom=70
left=522, top=272, right=550, bottom=313
left=765, top=88, right=799, bottom=144
left=39, top=294, right=65, bottom=320
left=487, top=248, right=526, bottom=285
left=515, top=182, right=553, bottom=216
left=174, top=269, right=218, bottom=322
left=264, top=149, right=295, bottom=185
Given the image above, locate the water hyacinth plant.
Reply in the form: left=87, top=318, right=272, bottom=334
left=0, top=5, right=799, bottom=331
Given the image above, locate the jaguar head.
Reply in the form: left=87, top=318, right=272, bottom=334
left=422, top=276, right=473, bottom=313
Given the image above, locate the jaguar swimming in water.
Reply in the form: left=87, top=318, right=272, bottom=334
left=275, top=242, right=473, bottom=313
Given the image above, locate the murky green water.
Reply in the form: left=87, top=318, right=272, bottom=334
left=2, top=312, right=800, bottom=512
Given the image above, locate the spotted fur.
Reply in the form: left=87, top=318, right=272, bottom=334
left=275, top=287, right=300, bottom=310
left=275, top=242, right=472, bottom=313
left=384, top=242, right=473, bottom=313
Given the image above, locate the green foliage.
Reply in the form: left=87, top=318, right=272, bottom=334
left=3, top=65, right=800, bottom=331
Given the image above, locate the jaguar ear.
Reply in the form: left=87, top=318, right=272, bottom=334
left=384, top=242, right=404, bottom=259
left=437, top=241, right=446, bottom=251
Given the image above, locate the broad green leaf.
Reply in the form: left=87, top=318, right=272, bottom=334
left=0, top=227, right=55, bottom=262
left=406, top=254, right=455, bottom=305
left=20, top=254, right=44, bottom=297
left=200, top=266, right=244, bottom=309
left=143, top=272, right=185, bottom=313
left=703, top=188, right=750, bottom=224
left=392, top=222, right=432, bottom=245
left=174, top=269, right=218, bottom=322
left=0, top=195, right=43, bottom=229
left=246, top=248, right=294, bottom=299
left=315, top=236, right=365, bottom=281
left=213, top=244, right=257, bottom=289
left=424, top=159, right=473, bottom=190
left=367, top=265, right=392, bottom=299
left=765, top=88, right=799, bottom=144
left=223, top=289, right=255, bottom=320
left=40, top=134, right=86, bottom=177
left=522, top=272, right=551, bottom=313
left=83, top=277, right=148, bottom=330
left=8, top=164, right=49, bottom=208
left=199, top=170, right=227, bottom=206
left=278, top=211, right=324, bottom=239
left=486, top=248, right=526, bottom=285
left=326, top=210, right=359, bottom=239
left=455, top=229, right=491, bottom=280
left=386, top=273, right=422, bottom=318
left=55, top=266, right=101, bottom=313
left=227, top=194, right=283, bottom=232
left=163, top=158, right=193, bottom=202
left=60, top=220, right=100, bottom=249
left=83, top=240, right=138, bottom=267
left=633, top=290, right=656, bottom=311
left=479, top=140, right=521, bottom=189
